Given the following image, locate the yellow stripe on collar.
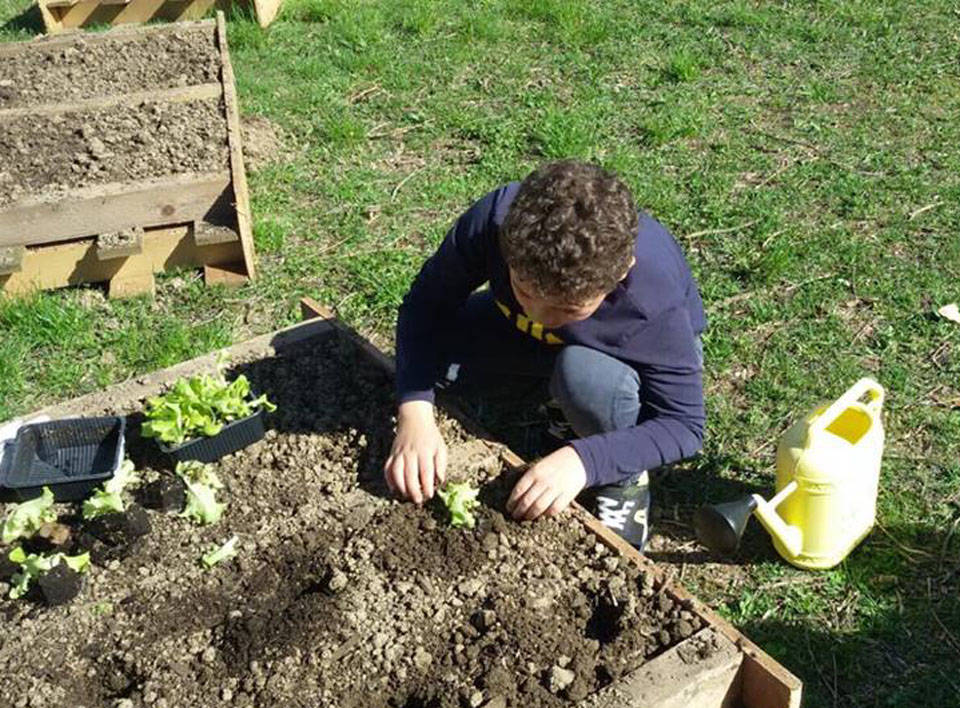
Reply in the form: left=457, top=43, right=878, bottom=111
left=494, top=299, right=564, bottom=344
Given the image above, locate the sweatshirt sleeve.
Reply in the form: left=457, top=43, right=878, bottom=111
left=569, top=310, right=705, bottom=486
left=395, top=188, right=507, bottom=404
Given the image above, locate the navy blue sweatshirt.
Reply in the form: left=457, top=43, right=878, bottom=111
left=396, top=183, right=707, bottom=487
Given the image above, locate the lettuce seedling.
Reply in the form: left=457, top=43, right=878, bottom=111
left=141, top=357, right=276, bottom=445
left=201, top=535, right=239, bottom=569
left=82, top=460, right=141, bottom=520
left=437, top=482, right=480, bottom=529
left=176, top=461, right=225, bottom=525
left=81, top=491, right=124, bottom=520
left=8, top=546, right=90, bottom=599
left=2, top=487, right=56, bottom=544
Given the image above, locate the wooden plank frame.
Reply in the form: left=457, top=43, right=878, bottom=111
left=35, top=0, right=281, bottom=33
left=0, top=224, right=246, bottom=297
left=21, top=300, right=801, bottom=706
left=216, top=11, right=256, bottom=279
left=0, top=15, right=256, bottom=297
left=0, top=173, right=232, bottom=249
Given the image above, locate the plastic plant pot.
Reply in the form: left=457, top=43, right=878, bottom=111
left=157, top=407, right=266, bottom=464
left=0, top=417, right=126, bottom=502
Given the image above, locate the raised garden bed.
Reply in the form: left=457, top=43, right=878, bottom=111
left=0, top=16, right=255, bottom=298
left=0, top=27, right=219, bottom=108
left=0, top=300, right=801, bottom=707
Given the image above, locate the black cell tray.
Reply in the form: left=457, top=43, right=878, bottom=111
left=0, top=417, right=126, bottom=502
left=158, top=407, right=265, bottom=464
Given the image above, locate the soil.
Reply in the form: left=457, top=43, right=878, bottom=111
left=98, top=228, right=143, bottom=252
left=0, top=27, right=219, bottom=109
left=241, top=116, right=288, bottom=172
left=0, top=245, right=21, bottom=272
left=0, top=332, right=704, bottom=708
left=0, top=98, right=229, bottom=207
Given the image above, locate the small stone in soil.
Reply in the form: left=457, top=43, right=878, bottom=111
left=38, top=562, right=83, bottom=606
left=413, top=647, right=432, bottom=671
left=326, top=570, right=347, bottom=594
left=37, top=521, right=72, bottom=547
left=458, top=578, right=484, bottom=597
left=547, top=665, right=576, bottom=694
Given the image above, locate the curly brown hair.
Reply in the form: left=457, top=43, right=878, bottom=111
left=500, top=161, right=638, bottom=303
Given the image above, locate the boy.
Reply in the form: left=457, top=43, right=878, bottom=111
left=384, top=160, right=705, bottom=550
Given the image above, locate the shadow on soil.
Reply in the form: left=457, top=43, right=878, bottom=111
left=123, top=327, right=397, bottom=497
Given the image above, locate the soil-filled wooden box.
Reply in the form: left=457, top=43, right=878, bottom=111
left=0, top=14, right=256, bottom=299
left=1, top=299, right=801, bottom=708
left=36, top=0, right=282, bottom=34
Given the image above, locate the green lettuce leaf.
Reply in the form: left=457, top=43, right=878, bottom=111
left=437, top=482, right=481, bottom=529
left=104, top=459, right=140, bottom=495
left=8, top=547, right=90, bottom=599
left=176, top=461, right=225, bottom=525
left=141, top=360, right=276, bottom=445
left=82, top=459, right=141, bottom=520
left=81, top=490, right=124, bottom=520
left=2, top=487, right=57, bottom=544
left=201, top=535, right=239, bottom=569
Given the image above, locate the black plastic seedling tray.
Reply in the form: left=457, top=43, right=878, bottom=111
left=0, top=417, right=126, bottom=502
left=158, top=407, right=266, bottom=464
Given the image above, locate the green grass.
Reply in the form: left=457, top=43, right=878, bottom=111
left=2, top=0, right=959, bottom=704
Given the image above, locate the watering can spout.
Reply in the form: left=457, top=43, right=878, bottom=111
left=693, top=482, right=803, bottom=558
left=751, top=482, right=803, bottom=559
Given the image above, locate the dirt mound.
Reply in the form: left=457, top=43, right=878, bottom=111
left=242, top=116, right=288, bottom=171
left=0, top=27, right=219, bottom=109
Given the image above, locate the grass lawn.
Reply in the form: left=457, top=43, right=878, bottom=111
left=1, top=0, right=958, bottom=704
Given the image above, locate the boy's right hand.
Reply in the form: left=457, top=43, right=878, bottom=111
left=384, top=400, right=447, bottom=504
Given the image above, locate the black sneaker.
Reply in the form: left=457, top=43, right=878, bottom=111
left=539, top=399, right=575, bottom=444
left=581, top=470, right=651, bottom=551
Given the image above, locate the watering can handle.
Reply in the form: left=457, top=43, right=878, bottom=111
left=808, top=377, right=885, bottom=439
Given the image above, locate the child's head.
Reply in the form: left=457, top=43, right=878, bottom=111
left=500, top=160, right=638, bottom=329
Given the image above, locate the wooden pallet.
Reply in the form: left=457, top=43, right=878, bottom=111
left=37, top=0, right=282, bottom=33
left=30, top=298, right=801, bottom=707
left=0, top=15, right=256, bottom=299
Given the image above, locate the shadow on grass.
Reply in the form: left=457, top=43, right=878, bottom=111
left=642, top=454, right=960, bottom=706
left=2, top=4, right=44, bottom=36
left=739, top=522, right=960, bottom=707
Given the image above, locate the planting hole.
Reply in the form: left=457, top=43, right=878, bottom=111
left=585, top=594, right=626, bottom=645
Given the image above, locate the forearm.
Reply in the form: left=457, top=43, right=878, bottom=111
left=395, top=299, right=442, bottom=403
left=571, top=415, right=704, bottom=487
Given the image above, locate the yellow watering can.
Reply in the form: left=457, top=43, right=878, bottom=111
left=694, top=378, right=885, bottom=570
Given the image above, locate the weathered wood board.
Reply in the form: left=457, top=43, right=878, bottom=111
left=0, top=14, right=256, bottom=298
left=36, top=0, right=282, bottom=33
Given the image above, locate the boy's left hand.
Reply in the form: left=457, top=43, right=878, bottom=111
left=506, top=446, right=587, bottom=521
